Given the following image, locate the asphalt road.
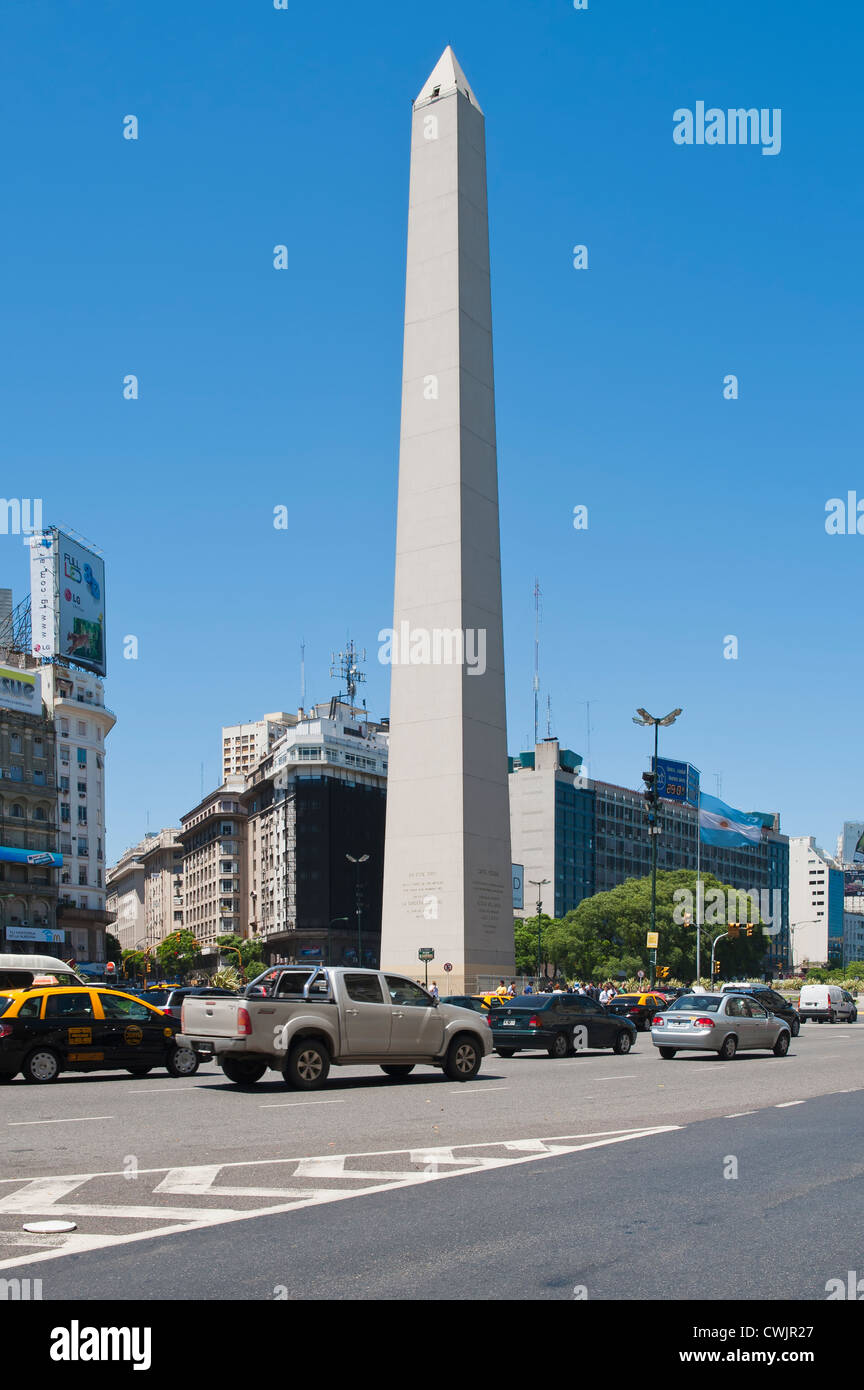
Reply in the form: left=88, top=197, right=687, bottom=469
left=1, top=1020, right=861, bottom=1298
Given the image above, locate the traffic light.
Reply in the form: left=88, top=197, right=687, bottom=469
left=642, top=770, right=657, bottom=802
left=713, top=962, right=722, bottom=974
left=745, top=923, right=754, bottom=937
left=728, top=922, right=740, bottom=939
left=658, top=966, right=670, bottom=980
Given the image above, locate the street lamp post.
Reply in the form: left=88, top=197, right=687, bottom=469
left=529, top=878, right=550, bottom=984
left=346, top=854, right=370, bottom=967
left=633, top=707, right=682, bottom=987
left=327, top=917, right=350, bottom=966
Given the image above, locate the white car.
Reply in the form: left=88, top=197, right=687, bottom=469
left=797, top=983, right=857, bottom=1024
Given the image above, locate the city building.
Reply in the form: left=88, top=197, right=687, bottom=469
left=178, top=778, right=247, bottom=947
left=0, top=654, right=62, bottom=954
left=39, top=662, right=116, bottom=962
left=510, top=738, right=791, bottom=975
left=244, top=700, right=388, bottom=965
left=789, top=836, right=844, bottom=969
left=222, top=713, right=295, bottom=780
left=843, top=910, right=864, bottom=969
left=107, top=827, right=183, bottom=953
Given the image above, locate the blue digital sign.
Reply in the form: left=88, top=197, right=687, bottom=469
left=653, top=759, right=700, bottom=807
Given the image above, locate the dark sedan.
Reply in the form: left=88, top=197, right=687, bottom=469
left=491, top=993, right=638, bottom=1058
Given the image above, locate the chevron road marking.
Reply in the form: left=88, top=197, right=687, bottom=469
left=0, top=1124, right=680, bottom=1271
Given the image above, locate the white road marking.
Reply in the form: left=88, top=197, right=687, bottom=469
left=259, top=1099, right=346, bottom=1109
left=448, top=1086, right=510, bottom=1096
left=592, top=1074, right=638, bottom=1081
left=0, top=1124, right=681, bottom=1271
left=8, top=1116, right=113, bottom=1127
left=774, top=1100, right=806, bottom=1108
left=725, top=1110, right=757, bottom=1117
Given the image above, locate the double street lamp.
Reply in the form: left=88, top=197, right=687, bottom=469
left=346, top=854, right=370, bottom=967
left=632, top=707, right=683, bottom=986
left=529, top=878, right=550, bottom=984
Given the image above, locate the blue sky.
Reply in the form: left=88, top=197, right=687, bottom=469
left=1, top=0, right=860, bottom=861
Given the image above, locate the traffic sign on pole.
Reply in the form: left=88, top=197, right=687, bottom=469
left=443, top=962, right=452, bottom=973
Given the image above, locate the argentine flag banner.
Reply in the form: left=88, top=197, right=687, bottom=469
left=698, top=791, right=763, bottom=847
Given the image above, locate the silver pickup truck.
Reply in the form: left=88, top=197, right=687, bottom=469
left=178, top=965, right=491, bottom=1090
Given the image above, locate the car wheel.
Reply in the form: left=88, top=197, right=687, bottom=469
left=851, top=1011, right=858, bottom=1023
left=641, top=1017, right=653, bottom=1031
left=166, top=1045, right=200, bottom=1078
left=659, top=1047, right=677, bottom=1059
left=790, top=1018, right=800, bottom=1037
left=221, top=1057, right=267, bottom=1086
left=284, top=1039, right=331, bottom=1090
left=547, top=1032, right=569, bottom=1059
left=773, top=1031, right=790, bottom=1057
left=444, top=1034, right=482, bottom=1081
left=718, top=1035, right=737, bottom=1060
left=828, top=1011, right=836, bottom=1024
left=496, top=1048, right=516, bottom=1058
left=380, top=1065, right=415, bottom=1078
left=125, top=1066, right=153, bottom=1076
left=613, top=1030, right=632, bottom=1055
left=22, top=1048, right=61, bottom=1084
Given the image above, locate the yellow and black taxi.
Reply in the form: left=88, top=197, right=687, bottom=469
left=0, top=986, right=202, bottom=1084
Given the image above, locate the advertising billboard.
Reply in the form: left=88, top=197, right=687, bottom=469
left=512, top=864, right=524, bottom=910
left=0, top=664, right=41, bottom=716
left=840, top=822, right=864, bottom=867
left=29, top=532, right=57, bottom=659
left=56, top=532, right=105, bottom=675
left=0, top=847, right=63, bottom=867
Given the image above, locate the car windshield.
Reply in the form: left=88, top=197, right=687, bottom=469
left=666, top=995, right=722, bottom=1012
left=140, top=989, right=171, bottom=1006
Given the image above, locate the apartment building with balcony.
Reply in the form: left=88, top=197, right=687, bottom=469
left=243, top=700, right=388, bottom=966
left=107, top=828, right=183, bottom=952
left=0, top=685, right=61, bottom=953
left=178, top=778, right=247, bottom=947
left=222, top=713, right=295, bottom=780
left=39, top=663, right=116, bottom=962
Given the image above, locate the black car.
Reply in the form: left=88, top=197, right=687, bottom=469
left=491, top=993, right=638, bottom=1058
left=440, top=995, right=489, bottom=1015
left=721, top=984, right=801, bottom=1036
left=155, top=986, right=239, bottom=1021
left=605, top=991, right=671, bottom=1031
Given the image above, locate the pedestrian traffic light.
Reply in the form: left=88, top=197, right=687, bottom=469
left=745, top=923, right=754, bottom=937
left=728, top=922, right=740, bottom=939
left=658, top=965, right=670, bottom=979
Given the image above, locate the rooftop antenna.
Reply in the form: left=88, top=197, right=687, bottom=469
left=545, top=693, right=553, bottom=739
left=533, top=578, right=541, bottom=746
left=300, top=639, right=306, bottom=711
left=330, top=639, right=367, bottom=712
left=714, top=772, right=722, bottom=798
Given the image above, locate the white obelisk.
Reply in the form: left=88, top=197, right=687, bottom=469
left=380, top=48, right=514, bottom=993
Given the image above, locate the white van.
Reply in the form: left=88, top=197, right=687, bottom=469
left=797, top=983, right=857, bottom=1024
left=0, top=953, right=86, bottom=991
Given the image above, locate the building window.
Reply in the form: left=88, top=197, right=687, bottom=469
left=77, top=806, right=87, bottom=823
left=60, top=745, right=70, bottom=763
left=61, top=804, right=71, bottom=823
left=60, top=719, right=69, bottom=736
left=78, top=838, right=88, bottom=856
left=33, top=770, right=46, bottom=785
left=7, top=766, right=22, bottom=782
left=9, top=735, right=21, bottom=754
left=78, top=868, right=87, bottom=886
left=59, top=776, right=70, bottom=792
left=33, top=807, right=46, bottom=821
left=10, top=803, right=22, bottom=818
left=77, top=780, right=87, bottom=795
left=77, top=749, right=87, bottom=766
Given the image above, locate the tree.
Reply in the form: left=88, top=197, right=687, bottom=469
left=121, top=949, right=146, bottom=981
left=105, top=933, right=122, bottom=965
left=561, top=871, right=771, bottom=981
left=155, top=930, right=199, bottom=981
left=216, top=934, right=265, bottom=980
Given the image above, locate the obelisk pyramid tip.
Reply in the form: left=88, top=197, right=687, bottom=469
left=415, top=46, right=482, bottom=112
